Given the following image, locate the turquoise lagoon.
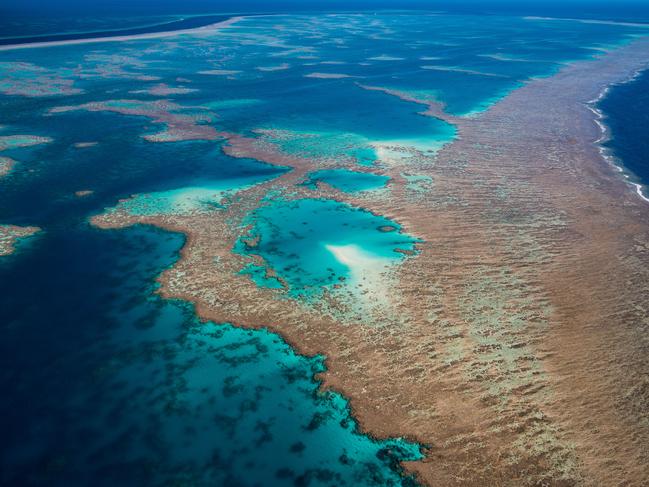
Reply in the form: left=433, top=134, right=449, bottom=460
left=1, top=11, right=648, bottom=486
left=235, top=198, right=418, bottom=298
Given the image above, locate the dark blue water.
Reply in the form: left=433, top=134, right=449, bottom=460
left=599, top=68, right=649, bottom=195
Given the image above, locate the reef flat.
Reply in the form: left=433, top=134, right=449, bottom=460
left=0, top=224, right=40, bottom=256
left=0, top=156, right=14, bottom=177
left=2, top=12, right=649, bottom=486
left=91, top=37, right=649, bottom=485
left=0, top=132, right=52, bottom=177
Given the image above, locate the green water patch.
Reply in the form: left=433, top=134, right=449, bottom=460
left=235, top=198, right=418, bottom=298
left=303, top=169, right=389, bottom=193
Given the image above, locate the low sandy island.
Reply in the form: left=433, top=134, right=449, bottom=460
left=0, top=16, right=243, bottom=52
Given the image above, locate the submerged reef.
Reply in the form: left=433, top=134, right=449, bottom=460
left=0, top=61, right=83, bottom=97
left=302, top=168, right=390, bottom=193
left=0, top=224, right=40, bottom=256
left=50, top=99, right=222, bottom=142
left=0, top=133, right=52, bottom=177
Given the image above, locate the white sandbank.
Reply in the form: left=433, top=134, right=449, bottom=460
left=0, top=16, right=244, bottom=52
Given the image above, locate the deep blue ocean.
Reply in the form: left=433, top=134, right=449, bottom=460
left=1, top=3, right=649, bottom=486
left=599, top=68, right=649, bottom=195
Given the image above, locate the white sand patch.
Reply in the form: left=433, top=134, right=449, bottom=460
left=198, top=69, right=242, bottom=76
left=370, top=143, right=413, bottom=166
left=370, top=137, right=446, bottom=165
left=325, top=243, right=395, bottom=310
left=367, top=55, right=404, bottom=61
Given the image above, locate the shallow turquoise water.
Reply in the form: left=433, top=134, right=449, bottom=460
left=303, top=168, right=390, bottom=193
left=235, top=198, right=418, bottom=298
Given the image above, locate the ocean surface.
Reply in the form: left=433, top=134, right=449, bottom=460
left=598, top=67, right=649, bottom=198
left=1, top=9, right=648, bottom=486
